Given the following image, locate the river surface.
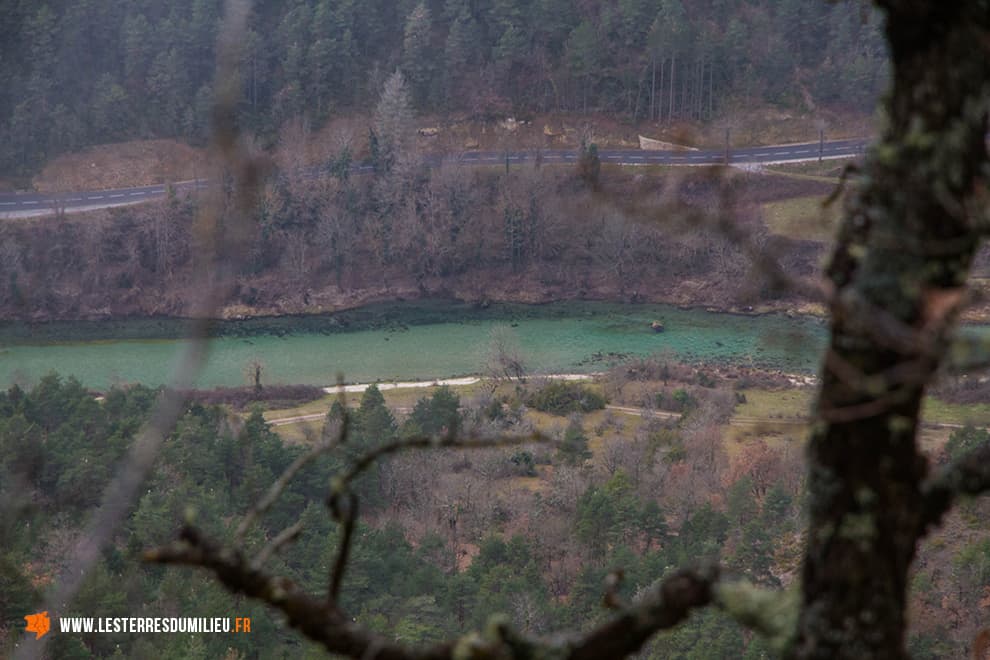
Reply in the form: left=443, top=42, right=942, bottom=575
left=0, top=301, right=829, bottom=389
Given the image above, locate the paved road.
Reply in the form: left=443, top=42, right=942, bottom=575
left=0, top=137, right=869, bottom=217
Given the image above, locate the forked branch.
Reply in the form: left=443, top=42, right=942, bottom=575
left=147, top=524, right=722, bottom=660
left=920, top=441, right=990, bottom=533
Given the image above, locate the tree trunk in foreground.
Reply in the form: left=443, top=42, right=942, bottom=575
left=795, top=3, right=990, bottom=658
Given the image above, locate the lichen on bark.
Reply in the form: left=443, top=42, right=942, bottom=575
left=794, top=2, right=990, bottom=658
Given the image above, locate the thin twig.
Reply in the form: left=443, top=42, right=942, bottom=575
left=335, top=431, right=549, bottom=494
left=919, top=440, right=990, bottom=533
left=328, top=492, right=358, bottom=602
left=236, top=439, right=334, bottom=543
left=252, top=520, right=305, bottom=570
left=823, top=163, right=859, bottom=208
left=15, top=5, right=255, bottom=659
left=593, top=170, right=832, bottom=304
left=147, top=523, right=723, bottom=660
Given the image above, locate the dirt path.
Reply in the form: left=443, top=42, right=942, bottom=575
left=267, top=403, right=969, bottom=431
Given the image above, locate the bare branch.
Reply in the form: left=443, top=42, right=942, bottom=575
left=560, top=565, right=721, bottom=660
left=942, top=331, right=990, bottom=373
left=252, top=520, right=305, bottom=570
left=333, top=431, right=549, bottom=495
left=236, top=439, right=335, bottom=543
left=593, top=168, right=832, bottom=303
left=602, top=569, right=626, bottom=610
left=823, top=163, right=860, bottom=208
left=146, top=525, right=454, bottom=660
left=144, top=388, right=728, bottom=659
left=15, top=4, right=258, bottom=658
left=920, top=441, right=990, bottom=533
left=147, top=523, right=722, bottom=660
left=328, top=492, right=358, bottom=602
left=715, top=580, right=799, bottom=654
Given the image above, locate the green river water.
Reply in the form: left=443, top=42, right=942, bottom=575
left=0, top=301, right=828, bottom=390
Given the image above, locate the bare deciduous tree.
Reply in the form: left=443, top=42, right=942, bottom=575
left=484, top=324, right=527, bottom=386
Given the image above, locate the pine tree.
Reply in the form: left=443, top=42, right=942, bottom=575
left=558, top=414, right=592, bottom=465
left=565, top=21, right=598, bottom=112
left=401, top=2, right=433, bottom=107
left=374, top=70, right=415, bottom=167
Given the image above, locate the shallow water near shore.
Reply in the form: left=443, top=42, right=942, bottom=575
left=0, top=300, right=829, bottom=389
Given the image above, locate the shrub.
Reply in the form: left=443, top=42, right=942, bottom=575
left=943, top=424, right=989, bottom=463
left=180, top=384, right=324, bottom=410
left=509, top=450, right=537, bottom=476
left=558, top=415, right=593, bottom=465
left=525, top=381, right=606, bottom=416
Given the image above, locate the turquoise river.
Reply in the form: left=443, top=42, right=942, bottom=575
left=0, top=301, right=829, bottom=390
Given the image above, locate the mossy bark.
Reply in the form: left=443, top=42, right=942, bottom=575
left=793, top=3, right=990, bottom=658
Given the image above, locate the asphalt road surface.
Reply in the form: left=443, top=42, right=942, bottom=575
left=0, top=137, right=869, bottom=217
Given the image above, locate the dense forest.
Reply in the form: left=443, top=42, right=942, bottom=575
left=0, top=0, right=887, bottom=176
left=0, top=375, right=770, bottom=658
left=2, top=371, right=985, bottom=658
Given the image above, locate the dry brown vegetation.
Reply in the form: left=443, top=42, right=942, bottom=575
left=0, top=164, right=833, bottom=321
left=32, top=139, right=210, bottom=192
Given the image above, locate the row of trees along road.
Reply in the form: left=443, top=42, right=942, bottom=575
left=0, top=0, right=887, bottom=176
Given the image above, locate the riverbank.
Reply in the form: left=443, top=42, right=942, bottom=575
left=322, top=373, right=594, bottom=395
left=0, top=301, right=829, bottom=390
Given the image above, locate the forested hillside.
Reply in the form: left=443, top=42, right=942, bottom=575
left=0, top=165, right=830, bottom=320
left=0, top=0, right=887, bottom=176
left=1, top=375, right=784, bottom=658
left=3, top=371, right=986, bottom=658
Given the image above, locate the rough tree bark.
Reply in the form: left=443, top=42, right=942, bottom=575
left=794, top=2, right=990, bottom=658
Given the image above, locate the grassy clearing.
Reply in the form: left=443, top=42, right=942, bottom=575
left=260, top=394, right=336, bottom=420
left=764, top=158, right=855, bottom=180
left=736, top=389, right=813, bottom=419
left=733, top=387, right=990, bottom=426
left=605, top=163, right=688, bottom=176
left=261, top=382, right=494, bottom=442
left=921, top=398, right=990, bottom=427
left=762, top=195, right=839, bottom=241
left=262, top=383, right=490, bottom=418
left=261, top=379, right=986, bottom=463
left=724, top=419, right=807, bottom=460
left=271, top=420, right=324, bottom=445
left=500, top=474, right=550, bottom=495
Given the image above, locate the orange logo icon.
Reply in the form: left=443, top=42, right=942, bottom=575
left=24, top=611, right=51, bottom=639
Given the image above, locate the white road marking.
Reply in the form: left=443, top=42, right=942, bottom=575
left=0, top=139, right=869, bottom=219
